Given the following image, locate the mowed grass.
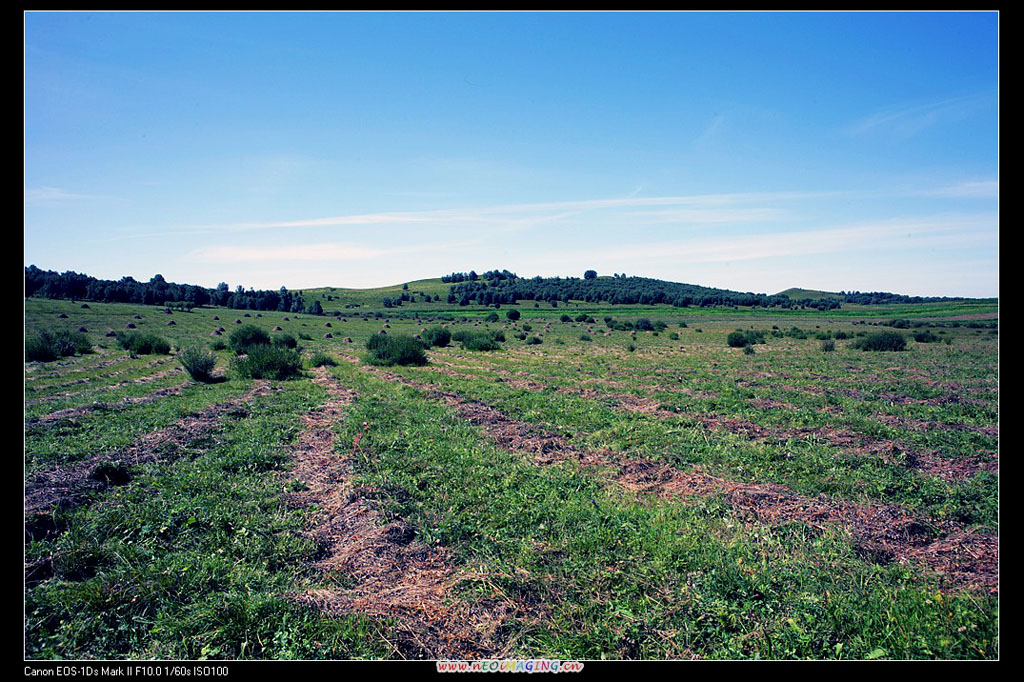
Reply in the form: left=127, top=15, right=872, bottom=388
left=24, top=297, right=998, bottom=659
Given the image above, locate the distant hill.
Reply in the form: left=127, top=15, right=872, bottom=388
left=776, top=288, right=845, bottom=300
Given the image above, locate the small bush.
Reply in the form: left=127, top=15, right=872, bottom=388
left=634, top=318, right=654, bottom=331
left=851, top=332, right=906, bottom=352
left=525, top=335, right=542, bottom=345
left=210, top=339, right=228, bottom=351
left=229, top=325, right=271, bottom=355
left=231, top=345, right=303, bottom=379
left=580, top=333, right=592, bottom=342
left=727, top=330, right=765, bottom=348
left=456, top=330, right=502, bottom=352
left=26, top=329, right=92, bottom=362
left=178, top=346, right=218, bottom=382
left=421, top=326, right=452, bottom=348
left=821, top=340, right=836, bottom=352
left=913, top=330, right=939, bottom=343
left=116, top=331, right=171, bottom=355
left=272, top=333, right=298, bottom=349
left=742, top=344, right=755, bottom=355
left=833, top=331, right=849, bottom=340
left=310, top=352, right=338, bottom=367
left=506, top=309, right=521, bottom=321
left=365, top=334, right=428, bottom=366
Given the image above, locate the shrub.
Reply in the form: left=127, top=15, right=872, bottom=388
left=727, top=331, right=755, bottom=348
left=742, top=344, right=755, bottom=355
left=310, top=352, right=338, bottom=367
left=116, top=331, right=171, bottom=355
left=421, top=326, right=452, bottom=348
left=833, top=331, right=849, bottom=340
left=506, top=309, right=521, bottom=321
left=26, top=329, right=92, bottom=362
left=580, top=333, right=592, bottom=342
left=178, top=346, right=218, bottom=382
left=231, top=345, right=304, bottom=379
left=821, top=340, right=836, bottom=352
left=525, top=335, right=542, bottom=345
left=457, top=331, right=502, bottom=352
left=485, top=312, right=499, bottom=323
left=851, top=331, right=906, bottom=352
left=634, top=318, right=654, bottom=331
left=272, top=333, right=297, bottom=349
left=229, top=325, right=271, bottom=355
left=913, top=330, right=939, bottom=343
left=365, top=334, right=428, bottom=366
left=210, top=339, right=228, bottom=351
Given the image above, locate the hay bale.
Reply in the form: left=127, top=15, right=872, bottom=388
left=133, top=315, right=143, bottom=320
left=342, top=337, right=352, bottom=343
left=272, top=326, right=283, bottom=331
left=125, top=323, right=136, bottom=329
left=234, top=319, right=242, bottom=324
left=166, top=320, right=176, bottom=326
left=212, top=316, right=219, bottom=320
left=323, top=333, right=333, bottom=339
left=210, top=330, right=222, bottom=336
left=57, top=313, right=68, bottom=319
left=324, top=322, right=332, bottom=327
left=216, top=327, right=226, bottom=332
left=80, top=304, right=90, bottom=309
left=383, top=323, right=390, bottom=328
left=244, top=313, right=251, bottom=317
left=76, top=326, right=88, bottom=333
left=283, top=317, right=290, bottom=321
left=105, top=330, right=117, bottom=337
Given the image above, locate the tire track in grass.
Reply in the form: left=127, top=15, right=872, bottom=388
left=287, top=367, right=520, bottom=660
left=25, top=378, right=194, bottom=428
left=25, top=365, right=184, bottom=407
left=25, top=380, right=274, bottom=528
left=340, top=355, right=997, bottom=594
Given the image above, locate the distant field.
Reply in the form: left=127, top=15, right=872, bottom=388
left=24, top=295, right=998, bottom=660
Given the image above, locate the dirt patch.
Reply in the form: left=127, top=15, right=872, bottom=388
left=286, top=368, right=525, bottom=659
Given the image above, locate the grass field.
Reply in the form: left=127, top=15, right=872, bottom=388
left=24, top=294, right=998, bottom=660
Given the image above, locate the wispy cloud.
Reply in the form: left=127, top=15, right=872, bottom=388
left=920, top=180, right=998, bottom=199
left=846, top=93, right=993, bottom=137
left=190, top=243, right=385, bottom=263
left=568, top=213, right=995, bottom=266
left=25, top=186, right=93, bottom=203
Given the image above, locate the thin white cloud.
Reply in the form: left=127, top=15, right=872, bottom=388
left=847, top=93, right=993, bottom=137
left=920, top=180, right=998, bottom=199
left=190, top=243, right=385, bottom=263
left=25, top=186, right=93, bottom=203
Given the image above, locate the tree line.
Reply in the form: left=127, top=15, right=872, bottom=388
left=24, top=265, right=322, bottom=313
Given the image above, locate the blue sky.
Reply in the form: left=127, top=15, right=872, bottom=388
left=25, top=11, right=998, bottom=296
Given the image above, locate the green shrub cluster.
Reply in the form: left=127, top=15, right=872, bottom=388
left=229, top=325, right=271, bottom=355
left=231, top=344, right=304, bottom=379
left=420, top=326, right=452, bottom=348
left=365, top=334, right=428, bottom=366
left=178, top=346, right=217, bottom=382
left=116, top=331, right=171, bottom=355
left=309, top=352, right=338, bottom=367
left=727, top=329, right=766, bottom=348
left=851, top=331, right=907, bottom=351
left=26, top=329, right=92, bottom=362
left=453, top=330, right=502, bottom=351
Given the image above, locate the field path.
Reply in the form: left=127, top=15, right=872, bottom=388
left=287, top=367, right=523, bottom=659
left=340, top=355, right=997, bottom=593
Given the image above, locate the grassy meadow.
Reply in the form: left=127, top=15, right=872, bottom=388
left=24, top=291, right=998, bottom=660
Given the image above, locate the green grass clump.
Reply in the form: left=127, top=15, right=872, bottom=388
left=821, top=339, right=836, bottom=352
left=229, top=325, right=272, bottom=355
left=525, top=335, right=543, bottom=345
left=116, top=331, right=171, bottom=355
left=231, top=345, right=303, bottom=379
left=365, top=334, right=428, bottom=366
left=851, top=331, right=907, bottom=352
left=26, top=329, right=92, bottom=362
left=420, top=326, right=452, bottom=348
left=178, top=346, right=218, bottom=383
left=727, top=329, right=766, bottom=348
left=309, top=352, right=338, bottom=367
left=913, top=330, right=940, bottom=343
left=453, top=330, right=502, bottom=352
left=272, top=333, right=298, bottom=349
